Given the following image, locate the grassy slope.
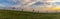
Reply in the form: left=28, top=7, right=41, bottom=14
left=0, top=10, right=60, bottom=19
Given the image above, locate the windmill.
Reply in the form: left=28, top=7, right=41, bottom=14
left=38, top=9, right=39, bottom=13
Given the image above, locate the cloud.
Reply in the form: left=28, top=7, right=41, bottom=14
left=0, top=0, right=19, bottom=7
left=0, top=0, right=60, bottom=12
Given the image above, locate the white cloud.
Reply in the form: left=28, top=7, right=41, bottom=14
left=0, top=0, right=60, bottom=12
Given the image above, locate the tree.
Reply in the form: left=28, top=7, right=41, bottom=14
left=12, top=7, right=16, bottom=9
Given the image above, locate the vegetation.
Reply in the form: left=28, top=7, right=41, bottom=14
left=0, top=9, right=59, bottom=19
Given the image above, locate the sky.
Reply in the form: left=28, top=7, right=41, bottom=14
left=0, top=0, right=60, bottom=12
left=0, top=0, right=20, bottom=7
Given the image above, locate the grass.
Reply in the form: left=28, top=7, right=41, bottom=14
left=0, top=9, right=60, bottom=19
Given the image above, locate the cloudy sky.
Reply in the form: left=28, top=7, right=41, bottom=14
left=0, top=0, right=60, bottom=12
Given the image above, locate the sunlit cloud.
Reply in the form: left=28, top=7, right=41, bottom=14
left=0, top=0, right=60, bottom=12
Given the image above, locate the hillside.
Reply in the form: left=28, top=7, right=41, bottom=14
left=0, top=10, right=60, bottom=19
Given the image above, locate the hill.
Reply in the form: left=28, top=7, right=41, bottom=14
left=0, top=9, right=60, bottom=19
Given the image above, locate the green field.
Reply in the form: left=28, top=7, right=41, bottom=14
left=0, top=10, right=60, bottom=19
